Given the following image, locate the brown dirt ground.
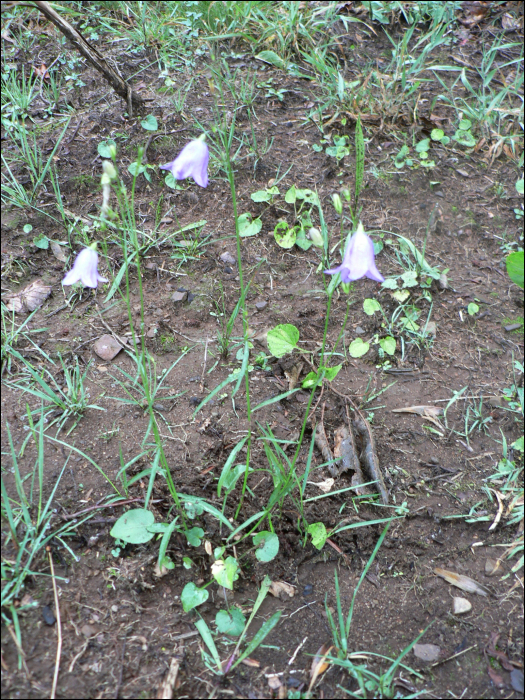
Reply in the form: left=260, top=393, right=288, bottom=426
left=1, top=5, right=523, bottom=699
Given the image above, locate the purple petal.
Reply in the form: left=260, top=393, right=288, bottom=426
left=160, top=139, right=209, bottom=188
left=324, top=265, right=343, bottom=276
left=62, top=247, right=107, bottom=288
left=365, top=263, right=385, bottom=283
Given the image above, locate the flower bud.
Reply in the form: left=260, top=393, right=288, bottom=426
left=332, top=193, right=343, bottom=214
left=308, top=227, right=324, bottom=248
left=108, top=143, right=117, bottom=159
left=102, top=160, right=117, bottom=180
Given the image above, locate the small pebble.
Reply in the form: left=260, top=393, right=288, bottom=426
left=255, top=301, right=268, bottom=311
left=189, top=397, right=201, bottom=407
left=171, top=291, right=187, bottom=303
left=42, top=605, right=56, bottom=626
left=354, top=326, right=365, bottom=335
left=453, top=597, right=472, bottom=615
left=303, top=583, right=313, bottom=596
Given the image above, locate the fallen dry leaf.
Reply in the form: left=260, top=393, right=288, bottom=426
left=50, top=240, right=68, bottom=262
left=392, top=405, right=444, bottom=430
left=306, top=478, right=334, bottom=493
left=487, top=664, right=505, bottom=689
left=267, top=674, right=282, bottom=690
left=484, top=558, right=502, bottom=576
left=32, top=62, right=50, bottom=80
left=269, top=581, right=295, bottom=599
left=502, top=12, right=521, bottom=32
left=308, top=643, right=333, bottom=692
left=434, top=567, right=488, bottom=596
left=5, top=279, right=52, bottom=313
left=285, top=362, right=304, bottom=390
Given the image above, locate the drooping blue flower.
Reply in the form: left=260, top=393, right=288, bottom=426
left=62, top=244, right=107, bottom=288
left=160, top=134, right=209, bottom=188
left=325, top=223, right=384, bottom=283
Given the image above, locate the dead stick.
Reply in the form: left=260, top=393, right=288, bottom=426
left=33, top=1, right=144, bottom=111
left=199, top=337, right=209, bottom=393
left=49, top=550, right=62, bottom=700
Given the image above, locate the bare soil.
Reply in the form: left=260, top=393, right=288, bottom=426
left=1, top=5, right=523, bottom=699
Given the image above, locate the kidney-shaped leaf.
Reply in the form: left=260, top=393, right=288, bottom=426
left=211, top=557, right=240, bottom=590
left=274, top=221, right=297, bottom=249
left=181, top=582, right=209, bottom=611
left=267, top=324, right=299, bottom=357
left=253, top=531, right=280, bottom=562
left=110, top=508, right=155, bottom=544
left=216, top=606, right=245, bottom=636
left=349, top=338, right=369, bottom=358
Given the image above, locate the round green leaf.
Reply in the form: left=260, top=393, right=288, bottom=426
left=181, top=582, right=209, bottom=612
left=401, top=270, right=418, bottom=288
left=33, top=233, right=49, bottom=250
left=506, top=251, right=524, bottom=289
left=453, top=129, right=476, bottom=147
left=128, top=162, right=146, bottom=176
left=349, top=338, right=369, bottom=358
left=285, top=185, right=297, bottom=203
left=267, top=324, right=299, bottom=357
left=516, top=178, right=524, bottom=195
left=308, top=522, right=327, bottom=550
left=216, top=607, right=245, bottom=636
left=184, top=500, right=204, bottom=519
left=98, top=139, right=116, bottom=158
left=23, top=224, right=33, bottom=234
left=381, top=278, right=398, bottom=290
left=431, top=128, right=444, bottom=141
left=140, top=114, right=158, bottom=131
left=186, top=526, right=204, bottom=547
left=415, top=138, right=430, bottom=153
left=251, top=190, right=270, bottom=202
left=110, top=508, right=155, bottom=544
left=253, top=531, right=279, bottom=562
left=363, top=298, right=381, bottom=315
left=468, top=302, right=479, bottom=316
left=211, top=556, right=239, bottom=590
left=458, top=118, right=472, bottom=130
left=379, top=336, right=396, bottom=356
left=238, top=212, right=262, bottom=238
left=274, top=221, right=297, bottom=249
left=392, top=289, right=410, bottom=303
